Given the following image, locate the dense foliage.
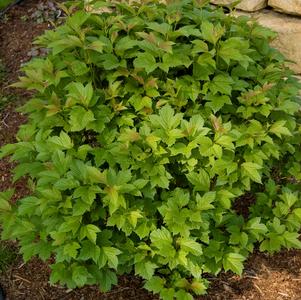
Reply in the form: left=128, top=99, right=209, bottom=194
left=1, top=0, right=301, bottom=298
left=0, top=0, right=15, bottom=10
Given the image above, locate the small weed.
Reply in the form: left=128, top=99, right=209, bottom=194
left=0, top=95, right=11, bottom=110
left=0, top=243, right=17, bottom=273
left=0, top=60, right=5, bottom=82
left=20, top=15, right=28, bottom=22
left=0, top=60, right=14, bottom=110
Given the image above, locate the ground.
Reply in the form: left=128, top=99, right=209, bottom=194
left=0, top=1, right=301, bottom=299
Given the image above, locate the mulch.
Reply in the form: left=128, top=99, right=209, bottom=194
left=0, top=1, right=301, bottom=299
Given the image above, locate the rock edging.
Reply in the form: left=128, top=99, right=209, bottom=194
left=210, top=0, right=301, bottom=16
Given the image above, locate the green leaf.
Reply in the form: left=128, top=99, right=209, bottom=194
left=193, top=52, right=216, bottom=80
left=277, top=100, right=300, bottom=114
left=101, top=54, right=120, bottom=70
left=147, top=22, right=171, bottom=35
left=201, top=21, right=224, bottom=45
left=144, top=276, right=165, bottom=293
left=280, top=191, right=298, bottom=208
left=175, top=25, right=202, bottom=37
left=215, top=135, right=234, bottom=150
left=86, top=167, right=106, bottom=184
left=70, top=106, right=95, bottom=132
left=67, top=82, right=94, bottom=107
left=78, top=241, right=101, bottom=263
left=107, top=213, right=126, bottom=230
left=245, top=218, right=267, bottom=239
left=0, top=144, right=17, bottom=159
left=150, top=227, right=174, bottom=252
left=175, top=290, right=194, bottom=300
left=104, top=186, right=123, bottom=215
left=67, top=11, right=90, bottom=30
left=158, top=41, right=175, bottom=53
left=36, top=241, right=53, bottom=260
left=186, top=169, right=210, bottom=192
left=241, top=162, right=262, bottom=183
left=205, top=94, right=231, bottom=113
left=175, top=290, right=193, bottom=300
left=135, top=261, right=157, bottom=280
left=49, top=35, right=82, bottom=55
left=269, top=121, right=292, bottom=138
left=80, top=224, right=101, bottom=244
left=149, top=104, right=182, bottom=130
left=128, top=210, right=143, bottom=228
left=73, top=200, right=90, bottom=216
left=21, top=243, right=38, bottom=262
left=59, top=216, right=81, bottom=234
left=0, top=190, right=13, bottom=211
left=160, top=53, right=191, bottom=72
left=218, top=38, right=246, bottom=65
left=191, top=39, right=208, bottom=55
left=72, top=265, right=89, bottom=287
left=18, top=196, right=39, bottom=216
left=209, top=74, right=233, bottom=95
left=49, top=131, right=73, bottom=149
left=88, top=40, right=105, bottom=53
left=223, top=253, right=245, bottom=275
left=217, top=190, right=235, bottom=209
left=54, top=177, right=79, bottom=191
left=49, top=262, right=63, bottom=283
left=103, top=246, right=121, bottom=269
left=283, top=232, right=301, bottom=249
left=64, top=242, right=80, bottom=258
left=135, top=222, right=152, bottom=239
left=98, top=269, right=117, bottom=292
left=115, top=36, right=138, bottom=55
left=70, top=60, right=89, bottom=76
left=190, top=279, right=207, bottom=295
left=134, top=52, right=157, bottom=74
left=260, top=234, right=283, bottom=252
left=160, top=288, right=175, bottom=300
left=179, top=239, right=203, bottom=256
left=196, top=192, right=215, bottom=210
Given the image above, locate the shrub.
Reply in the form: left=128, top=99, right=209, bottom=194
left=0, top=0, right=14, bottom=10
left=1, top=0, right=301, bottom=298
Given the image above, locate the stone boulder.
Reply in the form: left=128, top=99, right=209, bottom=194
left=268, top=0, right=301, bottom=16
left=210, top=0, right=267, bottom=12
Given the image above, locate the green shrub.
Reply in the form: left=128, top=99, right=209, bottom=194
left=1, top=0, right=301, bottom=298
left=0, top=0, right=14, bottom=10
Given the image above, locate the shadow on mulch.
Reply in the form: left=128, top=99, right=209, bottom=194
left=0, top=256, right=158, bottom=300
left=1, top=248, right=301, bottom=300
left=203, top=250, right=301, bottom=300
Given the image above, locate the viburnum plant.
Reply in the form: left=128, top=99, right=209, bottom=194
left=1, top=0, right=301, bottom=298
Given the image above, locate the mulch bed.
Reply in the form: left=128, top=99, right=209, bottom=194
left=0, top=1, right=301, bottom=299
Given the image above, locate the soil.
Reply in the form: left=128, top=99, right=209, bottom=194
left=0, top=1, right=301, bottom=300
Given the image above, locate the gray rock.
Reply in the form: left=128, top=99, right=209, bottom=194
left=269, top=0, right=301, bottom=16
left=210, top=0, right=267, bottom=12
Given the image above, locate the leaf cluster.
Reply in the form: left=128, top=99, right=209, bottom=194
left=0, top=0, right=301, bottom=299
